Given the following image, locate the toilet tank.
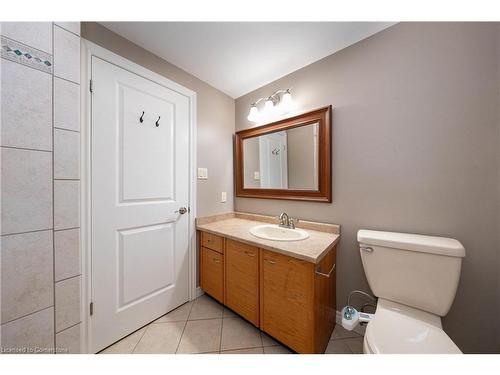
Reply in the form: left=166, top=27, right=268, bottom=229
left=357, top=230, right=465, bottom=317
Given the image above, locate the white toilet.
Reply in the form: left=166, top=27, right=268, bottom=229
left=357, top=229, right=465, bottom=354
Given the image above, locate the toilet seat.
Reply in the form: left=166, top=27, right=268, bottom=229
left=364, top=299, right=462, bottom=354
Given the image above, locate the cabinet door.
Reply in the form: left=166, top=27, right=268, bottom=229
left=200, top=246, right=224, bottom=303
left=225, top=240, right=259, bottom=326
left=261, top=249, right=315, bottom=353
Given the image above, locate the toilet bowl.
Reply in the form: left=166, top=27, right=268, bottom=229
left=357, top=230, right=465, bottom=354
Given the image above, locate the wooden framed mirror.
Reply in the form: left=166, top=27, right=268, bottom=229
left=235, top=106, right=332, bottom=202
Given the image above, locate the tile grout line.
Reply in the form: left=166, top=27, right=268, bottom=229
left=0, top=305, right=54, bottom=326
left=0, top=145, right=52, bottom=153
left=174, top=299, right=195, bottom=353
left=53, top=23, right=80, bottom=39
left=55, top=320, right=81, bottom=335
left=1, top=228, right=54, bottom=237
left=51, top=21, right=56, bottom=353
left=55, top=273, right=82, bottom=284
left=130, top=326, right=149, bottom=354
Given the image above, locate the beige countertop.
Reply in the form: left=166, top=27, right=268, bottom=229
left=196, top=212, right=340, bottom=264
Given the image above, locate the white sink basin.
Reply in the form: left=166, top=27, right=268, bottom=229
left=249, top=224, right=309, bottom=241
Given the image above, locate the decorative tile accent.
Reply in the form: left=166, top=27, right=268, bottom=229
left=1, top=36, right=52, bottom=73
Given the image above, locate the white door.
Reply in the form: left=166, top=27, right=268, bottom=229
left=259, top=131, right=288, bottom=189
left=91, top=56, right=191, bottom=352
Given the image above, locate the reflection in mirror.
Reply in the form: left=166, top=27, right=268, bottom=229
left=243, top=122, right=319, bottom=190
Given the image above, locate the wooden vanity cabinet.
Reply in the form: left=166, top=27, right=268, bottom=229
left=199, top=230, right=337, bottom=353
left=224, top=239, right=260, bottom=326
left=260, top=247, right=337, bottom=354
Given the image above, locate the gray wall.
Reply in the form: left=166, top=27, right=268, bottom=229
left=235, top=23, right=500, bottom=353
left=81, top=22, right=235, bottom=217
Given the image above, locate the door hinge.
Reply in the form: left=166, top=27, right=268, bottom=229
left=188, top=206, right=191, bottom=213
left=90, top=302, right=94, bottom=316
left=89, top=79, right=93, bottom=93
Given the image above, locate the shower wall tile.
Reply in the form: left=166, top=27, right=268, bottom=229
left=54, top=128, right=80, bottom=179
left=0, top=307, right=55, bottom=354
left=1, top=148, right=53, bottom=235
left=0, top=21, right=82, bottom=353
left=54, top=180, right=80, bottom=230
left=55, top=229, right=81, bottom=282
left=54, top=77, right=80, bottom=131
left=1, top=231, right=54, bottom=324
left=54, top=22, right=80, bottom=36
left=56, top=323, right=81, bottom=354
left=1, top=58, right=52, bottom=150
left=0, top=22, right=52, bottom=54
left=54, top=25, right=80, bottom=83
left=55, top=276, right=81, bottom=332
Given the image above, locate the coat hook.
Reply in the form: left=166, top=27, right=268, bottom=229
left=139, top=111, right=145, bottom=123
left=155, top=116, right=160, bottom=127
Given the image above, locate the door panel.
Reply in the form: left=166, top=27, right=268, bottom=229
left=91, top=56, right=191, bottom=352
left=118, top=224, right=174, bottom=307
left=225, top=240, right=259, bottom=326
left=119, top=83, right=174, bottom=202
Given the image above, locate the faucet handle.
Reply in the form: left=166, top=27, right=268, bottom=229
left=289, top=218, right=299, bottom=229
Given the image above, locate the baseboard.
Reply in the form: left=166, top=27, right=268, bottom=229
left=195, top=286, right=204, bottom=298
left=336, top=310, right=366, bottom=336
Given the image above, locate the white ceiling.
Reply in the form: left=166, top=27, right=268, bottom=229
left=100, top=22, right=395, bottom=98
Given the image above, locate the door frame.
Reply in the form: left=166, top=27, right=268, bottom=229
left=80, top=40, right=197, bottom=353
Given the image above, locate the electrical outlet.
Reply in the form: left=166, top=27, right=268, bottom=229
left=221, top=192, right=227, bottom=203
left=197, top=168, right=208, bottom=180
left=254, top=171, right=260, bottom=180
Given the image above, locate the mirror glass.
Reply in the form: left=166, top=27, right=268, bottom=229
left=243, top=122, right=319, bottom=190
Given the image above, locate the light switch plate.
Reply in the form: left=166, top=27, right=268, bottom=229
left=221, top=191, right=227, bottom=203
left=197, top=168, right=208, bottom=180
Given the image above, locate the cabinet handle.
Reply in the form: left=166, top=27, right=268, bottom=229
left=315, top=263, right=336, bottom=278
left=213, top=258, right=221, bottom=264
left=264, top=259, right=276, bottom=264
left=244, top=251, right=256, bottom=257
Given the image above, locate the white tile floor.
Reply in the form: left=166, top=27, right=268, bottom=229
left=99, top=294, right=364, bottom=354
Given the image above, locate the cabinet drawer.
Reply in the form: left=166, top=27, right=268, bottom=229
left=200, top=247, right=224, bottom=303
left=225, top=240, right=259, bottom=326
left=201, top=231, right=223, bottom=253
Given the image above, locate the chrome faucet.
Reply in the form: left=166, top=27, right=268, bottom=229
left=278, top=212, right=298, bottom=229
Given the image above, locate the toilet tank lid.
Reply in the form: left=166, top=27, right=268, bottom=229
left=357, top=230, right=465, bottom=258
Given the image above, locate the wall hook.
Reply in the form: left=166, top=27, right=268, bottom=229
left=139, top=111, right=145, bottom=123
left=155, top=116, right=160, bottom=127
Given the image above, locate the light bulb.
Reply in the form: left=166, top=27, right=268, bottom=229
left=247, top=105, right=259, bottom=122
left=281, top=90, right=293, bottom=112
left=263, top=98, right=274, bottom=114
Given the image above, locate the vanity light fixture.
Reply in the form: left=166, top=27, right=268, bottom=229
left=247, top=89, right=293, bottom=122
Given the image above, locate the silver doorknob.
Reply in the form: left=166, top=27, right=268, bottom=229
left=175, top=207, right=188, bottom=214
